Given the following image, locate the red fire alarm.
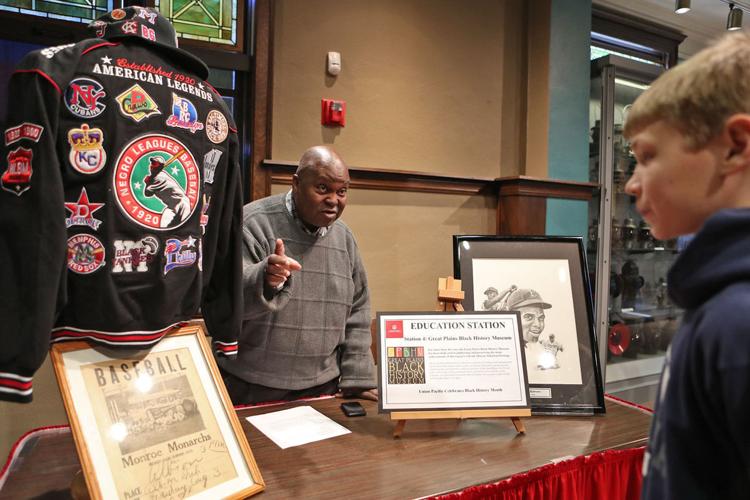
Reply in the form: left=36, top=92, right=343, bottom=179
left=321, top=98, right=346, bottom=127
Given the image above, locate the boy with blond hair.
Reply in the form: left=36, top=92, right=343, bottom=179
left=623, top=32, right=750, bottom=499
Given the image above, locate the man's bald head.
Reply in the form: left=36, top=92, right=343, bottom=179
left=296, top=146, right=347, bottom=179
left=292, top=146, right=350, bottom=230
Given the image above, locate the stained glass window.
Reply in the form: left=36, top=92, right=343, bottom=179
left=0, top=0, right=112, bottom=23
left=155, top=0, right=237, bottom=46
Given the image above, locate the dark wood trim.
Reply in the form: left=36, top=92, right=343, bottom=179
left=250, top=0, right=274, bottom=201
left=263, top=160, right=495, bottom=195
left=495, top=176, right=598, bottom=236
left=497, top=176, right=597, bottom=200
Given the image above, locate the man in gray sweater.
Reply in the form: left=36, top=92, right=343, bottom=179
left=218, top=146, right=378, bottom=404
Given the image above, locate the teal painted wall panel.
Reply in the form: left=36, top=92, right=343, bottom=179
left=546, top=0, right=591, bottom=237
left=547, top=199, right=587, bottom=238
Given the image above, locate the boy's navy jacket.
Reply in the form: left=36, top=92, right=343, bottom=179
left=0, top=7, right=242, bottom=403
left=643, top=209, right=750, bottom=499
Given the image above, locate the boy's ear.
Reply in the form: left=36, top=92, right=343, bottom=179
left=722, top=114, right=750, bottom=174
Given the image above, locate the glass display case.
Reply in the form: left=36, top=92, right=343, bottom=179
left=588, top=55, right=683, bottom=392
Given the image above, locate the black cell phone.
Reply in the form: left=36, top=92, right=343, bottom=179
left=340, top=401, right=367, bottom=417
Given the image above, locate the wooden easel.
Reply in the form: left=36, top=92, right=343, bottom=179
left=391, top=277, right=530, bottom=438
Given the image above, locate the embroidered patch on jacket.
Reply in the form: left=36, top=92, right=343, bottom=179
left=5, top=123, right=43, bottom=146
left=41, top=43, right=74, bottom=59
left=67, top=234, right=105, bottom=274
left=89, top=20, right=106, bottom=37
left=65, top=187, right=104, bottom=230
left=68, top=124, right=107, bottom=174
left=1, top=147, right=33, bottom=196
left=112, top=236, right=159, bottom=273
left=205, top=110, right=228, bottom=144
left=164, top=235, right=198, bottom=274
left=203, top=148, right=222, bottom=184
left=166, top=94, right=204, bottom=133
left=116, top=84, right=160, bottom=122
left=113, top=134, right=200, bottom=230
left=122, top=20, right=138, bottom=35
left=111, top=8, right=126, bottom=20
left=200, top=194, right=210, bottom=234
left=198, top=238, right=203, bottom=272
left=134, top=6, right=158, bottom=24
left=65, top=78, right=106, bottom=118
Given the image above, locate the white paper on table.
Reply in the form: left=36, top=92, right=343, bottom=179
left=245, top=405, right=351, bottom=449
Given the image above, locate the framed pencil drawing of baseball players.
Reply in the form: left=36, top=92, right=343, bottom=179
left=453, top=235, right=605, bottom=415
left=50, top=325, right=264, bottom=499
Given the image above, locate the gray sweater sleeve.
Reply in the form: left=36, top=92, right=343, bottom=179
left=241, top=225, right=292, bottom=317
left=338, top=242, right=377, bottom=390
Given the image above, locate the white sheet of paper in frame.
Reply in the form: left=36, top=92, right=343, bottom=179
left=245, top=405, right=351, bottom=449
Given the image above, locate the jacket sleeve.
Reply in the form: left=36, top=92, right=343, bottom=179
left=0, top=57, right=67, bottom=403
left=338, top=238, right=376, bottom=391
left=201, top=127, right=243, bottom=359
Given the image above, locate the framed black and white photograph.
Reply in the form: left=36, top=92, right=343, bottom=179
left=50, top=325, right=265, bottom=499
left=453, top=235, right=605, bottom=415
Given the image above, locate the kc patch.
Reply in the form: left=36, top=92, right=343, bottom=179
left=65, top=78, right=106, bottom=118
left=65, top=187, right=104, bottom=230
left=5, top=123, right=43, bottom=146
left=1, top=147, right=33, bottom=196
left=113, top=134, right=200, bottom=230
left=112, top=236, right=159, bottom=273
left=203, top=148, right=222, bottom=184
left=205, top=110, right=228, bottom=144
left=116, top=84, right=160, bottom=122
left=166, top=94, right=204, bottom=133
left=68, top=124, right=107, bottom=175
left=122, top=20, right=138, bottom=35
left=164, top=235, right=198, bottom=274
left=67, top=234, right=105, bottom=274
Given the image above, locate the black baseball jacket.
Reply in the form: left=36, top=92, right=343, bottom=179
left=0, top=7, right=242, bottom=402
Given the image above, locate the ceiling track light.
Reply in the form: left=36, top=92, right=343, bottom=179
left=728, top=3, right=744, bottom=31
left=675, top=0, right=691, bottom=14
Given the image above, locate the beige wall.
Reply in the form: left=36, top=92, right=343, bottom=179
left=270, top=0, right=534, bottom=315
left=272, top=0, right=528, bottom=178
left=273, top=185, right=496, bottom=313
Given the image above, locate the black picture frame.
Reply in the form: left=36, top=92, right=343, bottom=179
left=453, top=235, right=605, bottom=415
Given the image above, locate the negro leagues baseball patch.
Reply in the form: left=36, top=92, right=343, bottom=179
left=113, top=134, right=200, bottom=230
left=387, top=346, right=426, bottom=384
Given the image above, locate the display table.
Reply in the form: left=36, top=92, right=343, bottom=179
left=0, top=396, right=651, bottom=499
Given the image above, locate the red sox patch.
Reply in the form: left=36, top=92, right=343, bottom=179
left=67, top=234, right=105, bottom=274
left=113, top=134, right=200, bottom=230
